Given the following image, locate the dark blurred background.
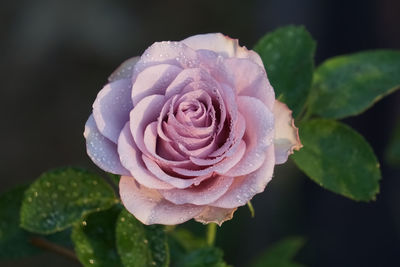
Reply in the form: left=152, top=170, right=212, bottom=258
left=1, top=0, right=400, bottom=266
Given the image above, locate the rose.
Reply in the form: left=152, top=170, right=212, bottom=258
left=84, top=33, right=301, bottom=225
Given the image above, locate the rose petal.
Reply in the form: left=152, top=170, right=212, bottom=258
left=225, top=96, right=274, bottom=176
left=130, top=94, right=166, bottom=154
left=132, top=41, right=198, bottom=80
left=224, top=57, right=275, bottom=110
left=84, top=115, right=130, bottom=175
left=92, top=79, right=132, bottom=143
left=207, top=83, right=239, bottom=158
left=142, top=155, right=212, bottom=189
left=131, top=64, right=182, bottom=105
left=120, top=176, right=203, bottom=225
left=143, top=122, right=192, bottom=167
left=164, top=68, right=220, bottom=98
left=172, top=141, right=246, bottom=176
left=182, top=33, right=264, bottom=68
left=108, top=56, right=140, bottom=82
left=210, top=145, right=275, bottom=208
left=273, top=100, right=302, bottom=164
left=160, top=176, right=234, bottom=205
left=118, top=122, right=174, bottom=190
left=194, top=206, right=237, bottom=226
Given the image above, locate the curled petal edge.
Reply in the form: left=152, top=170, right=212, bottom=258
left=194, top=206, right=237, bottom=226
left=273, top=100, right=303, bottom=164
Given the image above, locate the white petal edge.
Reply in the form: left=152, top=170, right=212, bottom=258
left=273, top=100, right=302, bottom=164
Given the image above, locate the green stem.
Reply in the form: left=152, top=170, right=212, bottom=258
left=247, top=201, right=255, bottom=218
left=30, top=236, right=79, bottom=262
left=206, top=223, right=217, bottom=246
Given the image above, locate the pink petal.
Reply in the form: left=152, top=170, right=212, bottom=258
left=194, top=206, right=237, bottom=226
left=108, top=56, right=140, bottom=82
left=84, top=115, right=130, bottom=175
left=93, top=79, right=133, bottom=143
left=143, top=122, right=192, bottom=168
left=273, top=100, right=302, bottom=164
left=225, top=96, right=274, bottom=176
left=132, top=41, right=198, bottom=81
left=224, top=57, right=275, bottom=110
left=172, top=141, right=246, bottom=176
left=117, top=122, right=174, bottom=190
left=130, top=94, right=166, bottom=154
left=159, top=176, right=234, bottom=205
left=164, top=68, right=219, bottom=98
left=142, top=155, right=212, bottom=189
left=210, top=145, right=275, bottom=209
left=119, top=176, right=203, bottom=225
left=208, top=83, right=240, bottom=158
left=131, top=64, right=182, bottom=106
left=182, top=33, right=264, bottom=67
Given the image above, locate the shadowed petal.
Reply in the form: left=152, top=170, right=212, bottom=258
left=130, top=94, right=166, bottom=154
left=120, top=176, right=203, bottom=225
left=118, top=122, right=174, bottom=190
left=194, top=206, right=237, bottom=226
left=273, top=100, right=302, bottom=164
left=93, top=79, right=133, bottom=143
left=84, top=115, right=129, bottom=175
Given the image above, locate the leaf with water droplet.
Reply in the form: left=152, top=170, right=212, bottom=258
left=292, top=119, right=381, bottom=201
left=116, top=209, right=169, bottom=267
left=20, top=168, right=117, bottom=234
left=72, top=205, right=123, bottom=267
left=0, top=185, right=40, bottom=259
left=254, top=25, right=316, bottom=117
left=0, top=185, right=73, bottom=259
left=309, top=50, right=400, bottom=119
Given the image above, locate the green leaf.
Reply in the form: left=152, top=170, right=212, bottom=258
left=250, top=237, right=305, bottom=267
left=292, top=119, right=381, bottom=201
left=309, top=50, right=400, bottom=119
left=116, top=209, right=169, bottom=267
left=0, top=185, right=40, bottom=259
left=72, top=205, right=123, bottom=267
left=386, top=118, right=400, bottom=166
left=20, top=168, right=117, bottom=234
left=174, top=247, right=230, bottom=267
left=254, top=25, right=316, bottom=116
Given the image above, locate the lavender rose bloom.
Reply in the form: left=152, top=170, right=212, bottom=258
left=84, top=33, right=301, bottom=225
